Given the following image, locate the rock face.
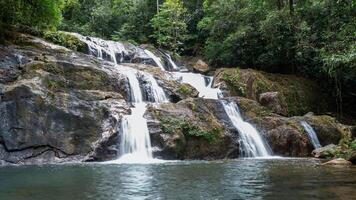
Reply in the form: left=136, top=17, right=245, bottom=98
left=0, top=33, right=130, bottom=164
left=259, top=92, right=287, bottom=116
left=214, top=68, right=330, bottom=116
left=145, top=98, right=239, bottom=160
left=231, top=97, right=345, bottom=157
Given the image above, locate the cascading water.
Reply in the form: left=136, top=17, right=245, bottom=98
left=70, top=32, right=274, bottom=160
left=144, top=49, right=166, bottom=71
left=163, top=52, right=180, bottom=71
left=173, top=72, right=222, bottom=99
left=70, top=33, right=127, bottom=64
left=71, top=33, right=169, bottom=163
left=222, top=101, right=272, bottom=158
left=117, top=68, right=168, bottom=163
left=300, top=121, right=322, bottom=149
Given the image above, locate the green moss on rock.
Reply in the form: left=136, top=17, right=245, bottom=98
left=159, top=116, right=221, bottom=144
left=44, top=31, right=87, bottom=52
left=216, top=68, right=328, bottom=116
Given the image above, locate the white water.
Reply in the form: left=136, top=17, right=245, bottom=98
left=144, top=49, right=166, bottom=71
left=144, top=74, right=169, bottom=103
left=114, top=68, right=168, bottom=164
left=222, top=101, right=272, bottom=157
left=300, top=121, right=322, bottom=149
left=70, top=33, right=126, bottom=64
left=163, top=52, right=180, bottom=71
left=173, top=72, right=222, bottom=99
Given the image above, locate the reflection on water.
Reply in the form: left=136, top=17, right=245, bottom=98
left=0, top=159, right=355, bottom=200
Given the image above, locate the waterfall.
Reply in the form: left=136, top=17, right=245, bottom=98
left=70, top=33, right=126, bottom=64
left=116, top=68, right=168, bottom=163
left=222, top=101, right=272, bottom=158
left=163, top=52, right=180, bottom=71
left=144, top=49, right=166, bottom=71
left=300, top=121, right=322, bottom=149
left=173, top=72, right=222, bottom=99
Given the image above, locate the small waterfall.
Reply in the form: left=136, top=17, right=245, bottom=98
left=300, top=121, right=322, bottom=149
left=222, top=101, right=272, bottom=158
left=173, top=72, right=222, bottom=99
left=163, top=52, right=180, bottom=71
left=117, top=68, right=168, bottom=163
left=144, top=49, right=166, bottom=71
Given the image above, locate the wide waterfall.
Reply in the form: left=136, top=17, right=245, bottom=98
left=70, top=32, right=273, bottom=160
left=300, top=121, right=322, bottom=149
left=222, top=101, right=272, bottom=158
left=70, top=33, right=127, bottom=64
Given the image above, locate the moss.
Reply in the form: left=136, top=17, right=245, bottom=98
left=221, top=68, right=246, bottom=96
left=159, top=116, right=221, bottom=144
left=219, top=68, right=325, bottom=116
left=44, top=31, right=86, bottom=52
left=176, top=84, right=196, bottom=99
left=43, top=76, right=66, bottom=92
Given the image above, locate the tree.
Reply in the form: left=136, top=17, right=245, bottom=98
left=0, top=0, right=64, bottom=30
left=150, top=0, right=188, bottom=53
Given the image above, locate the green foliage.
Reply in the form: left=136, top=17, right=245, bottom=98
left=200, top=0, right=356, bottom=116
left=44, top=31, right=86, bottom=52
left=150, top=0, right=188, bottom=53
left=160, top=116, right=220, bottom=144
left=0, top=0, right=64, bottom=30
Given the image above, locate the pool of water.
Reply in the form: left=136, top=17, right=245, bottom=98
left=0, top=158, right=355, bottom=200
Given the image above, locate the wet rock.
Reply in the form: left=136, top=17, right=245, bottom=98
left=322, top=158, right=352, bottom=166
left=230, top=97, right=345, bottom=157
left=0, top=33, right=129, bottom=164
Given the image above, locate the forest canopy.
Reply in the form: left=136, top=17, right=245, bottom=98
left=0, top=0, right=355, bottom=117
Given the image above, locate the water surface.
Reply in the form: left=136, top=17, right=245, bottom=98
left=0, top=159, right=355, bottom=200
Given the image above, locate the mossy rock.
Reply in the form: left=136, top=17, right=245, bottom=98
left=44, top=31, right=87, bottom=53
left=215, top=68, right=329, bottom=116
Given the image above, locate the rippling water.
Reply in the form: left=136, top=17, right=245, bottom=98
left=0, top=159, right=355, bottom=200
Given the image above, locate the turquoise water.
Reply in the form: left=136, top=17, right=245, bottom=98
left=0, top=159, right=355, bottom=200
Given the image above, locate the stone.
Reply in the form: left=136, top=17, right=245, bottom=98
left=312, top=144, right=338, bottom=158
left=145, top=98, right=239, bottom=160
left=193, top=59, right=209, bottom=73
left=322, top=158, right=352, bottom=166
left=259, top=92, right=288, bottom=116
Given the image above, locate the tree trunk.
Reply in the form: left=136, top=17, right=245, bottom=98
left=289, top=0, right=294, bottom=13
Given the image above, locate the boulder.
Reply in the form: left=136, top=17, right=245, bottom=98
left=193, top=59, right=209, bottom=73
left=312, top=144, right=338, bottom=158
left=322, top=158, right=352, bottom=166
left=259, top=92, right=288, bottom=116
left=145, top=98, right=239, bottom=160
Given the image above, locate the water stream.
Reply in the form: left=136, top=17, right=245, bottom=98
left=300, top=121, right=322, bottom=149
left=222, top=101, right=272, bottom=157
